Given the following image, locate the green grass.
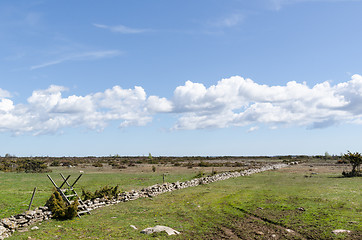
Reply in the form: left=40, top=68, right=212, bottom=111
left=7, top=167, right=361, bottom=239
left=0, top=167, right=196, bottom=219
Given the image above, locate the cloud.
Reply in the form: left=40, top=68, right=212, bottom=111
left=30, top=50, right=121, bottom=70
left=93, top=23, right=150, bottom=34
left=170, top=75, right=361, bottom=130
left=0, top=85, right=154, bottom=135
left=247, top=126, right=259, bottom=132
left=269, top=0, right=362, bottom=11
left=213, top=13, right=245, bottom=28
left=147, top=96, right=173, bottom=113
left=0, top=88, right=11, bottom=98
left=1, top=74, right=362, bottom=135
left=0, top=99, right=14, bottom=112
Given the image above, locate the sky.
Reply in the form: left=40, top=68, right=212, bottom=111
left=1, top=0, right=362, bottom=157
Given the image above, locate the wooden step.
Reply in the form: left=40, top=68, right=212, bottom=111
left=78, top=210, right=90, bottom=215
left=65, top=194, right=76, bottom=198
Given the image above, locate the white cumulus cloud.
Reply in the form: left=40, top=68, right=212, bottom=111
left=171, top=75, right=361, bottom=130
left=1, top=74, right=362, bottom=135
left=0, top=85, right=154, bottom=135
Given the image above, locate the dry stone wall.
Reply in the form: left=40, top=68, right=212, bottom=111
left=0, top=207, right=51, bottom=239
left=0, top=162, right=292, bottom=239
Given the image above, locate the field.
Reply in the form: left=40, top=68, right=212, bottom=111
left=1, top=158, right=361, bottom=239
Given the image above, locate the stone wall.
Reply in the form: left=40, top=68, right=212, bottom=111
left=0, top=207, right=51, bottom=240
left=0, top=162, right=292, bottom=239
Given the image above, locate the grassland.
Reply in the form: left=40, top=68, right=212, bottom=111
left=3, top=162, right=361, bottom=239
left=0, top=165, right=198, bottom=219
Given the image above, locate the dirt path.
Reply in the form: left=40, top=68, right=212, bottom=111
left=215, top=205, right=307, bottom=240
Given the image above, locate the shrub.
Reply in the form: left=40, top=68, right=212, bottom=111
left=92, top=162, right=103, bottom=167
left=61, top=161, right=72, bottom=167
left=185, top=162, right=194, bottom=169
left=194, top=171, right=205, bottom=178
left=198, top=161, right=211, bottom=167
left=50, top=160, right=60, bottom=166
left=82, top=185, right=120, bottom=201
left=337, top=159, right=348, bottom=164
left=342, top=151, right=362, bottom=177
left=16, top=159, right=51, bottom=173
left=152, top=166, right=156, bottom=172
left=81, top=189, right=94, bottom=201
left=46, top=191, right=79, bottom=220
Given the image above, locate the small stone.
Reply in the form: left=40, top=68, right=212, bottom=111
left=25, top=210, right=36, bottom=216
left=35, top=210, right=43, bottom=214
left=255, top=231, right=264, bottom=235
left=31, top=226, right=39, bottom=230
left=271, top=234, right=277, bottom=238
left=0, top=225, right=9, bottom=235
left=297, top=207, right=305, bottom=211
left=1, top=218, right=17, bottom=229
left=130, top=225, right=138, bottom=230
left=332, top=229, right=351, bottom=235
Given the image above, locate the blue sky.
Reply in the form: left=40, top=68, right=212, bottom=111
left=1, top=0, right=362, bottom=156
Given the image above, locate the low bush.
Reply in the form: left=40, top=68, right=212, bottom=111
left=16, top=159, right=51, bottom=173
left=337, top=159, right=348, bottom=164
left=81, top=185, right=120, bottom=201
left=92, top=162, right=103, bottom=167
left=50, top=160, right=60, bottom=166
left=198, top=161, right=211, bottom=167
left=45, top=191, right=79, bottom=220
left=194, top=171, right=205, bottom=178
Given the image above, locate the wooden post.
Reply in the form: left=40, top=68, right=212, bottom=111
left=28, top=187, right=37, bottom=211
left=71, top=174, right=83, bottom=188
left=163, top=173, right=165, bottom=183
left=59, top=175, right=71, bottom=189
left=47, top=175, right=58, bottom=188
left=60, top=173, right=71, bottom=187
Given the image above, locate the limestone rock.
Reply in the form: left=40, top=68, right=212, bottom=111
left=141, top=225, right=180, bottom=235
left=1, top=219, right=16, bottom=230
left=332, top=229, right=351, bottom=235
left=0, top=226, right=10, bottom=240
